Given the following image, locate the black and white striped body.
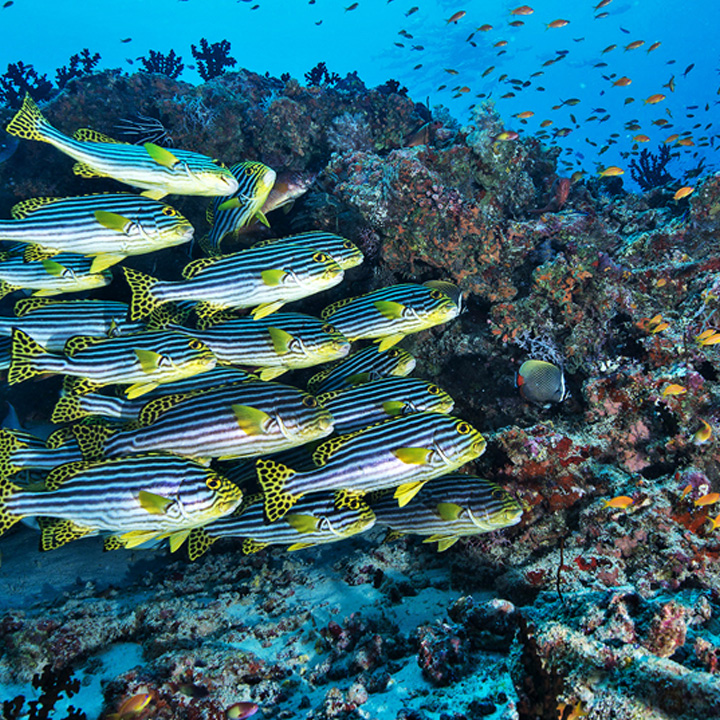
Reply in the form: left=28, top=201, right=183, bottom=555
left=253, top=232, right=364, bottom=270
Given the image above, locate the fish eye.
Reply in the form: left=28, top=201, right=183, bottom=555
left=211, top=158, right=226, bottom=167
left=302, top=396, right=318, bottom=408
left=161, top=206, right=177, bottom=216
left=428, top=385, right=442, bottom=395
left=456, top=421, right=472, bottom=435
left=206, top=476, right=221, bottom=490
left=429, top=289, right=445, bottom=300
left=388, top=348, right=400, bottom=357
left=245, top=166, right=254, bottom=176
left=187, top=339, right=204, bottom=350
left=343, top=240, right=354, bottom=249
left=321, top=323, right=335, bottom=333
left=313, top=252, right=330, bottom=263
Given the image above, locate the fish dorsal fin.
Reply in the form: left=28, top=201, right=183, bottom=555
left=61, top=375, right=99, bottom=396
left=232, top=491, right=264, bottom=517
left=205, top=205, right=215, bottom=226
left=144, top=142, right=179, bottom=168
left=333, top=489, right=369, bottom=512
left=73, top=128, right=127, bottom=144
left=306, top=366, right=333, bottom=393
left=72, top=161, right=106, bottom=178
left=187, top=527, right=217, bottom=561
left=46, top=425, right=75, bottom=449
left=138, top=392, right=191, bottom=425
left=316, top=389, right=341, bottom=405
left=321, top=295, right=357, bottom=320
left=182, top=255, right=220, bottom=279
left=45, top=460, right=93, bottom=491
left=11, top=197, right=63, bottom=219
left=64, top=334, right=103, bottom=357
left=13, top=297, right=58, bottom=317
left=138, top=489, right=174, bottom=515
left=312, top=429, right=365, bottom=466
left=23, top=245, right=57, bottom=263
left=72, top=422, right=116, bottom=461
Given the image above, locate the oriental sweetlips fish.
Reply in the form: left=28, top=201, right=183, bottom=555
left=256, top=412, right=486, bottom=522
left=252, top=232, right=364, bottom=270
left=0, top=193, right=194, bottom=273
left=187, top=489, right=376, bottom=560
left=0, top=298, right=146, bottom=353
left=0, top=427, right=83, bottom=478
left=6, top=94, right=239, bottom=199
left=0, top=453, right=243, bottom=552
left=307, top=344, right=416, bottom=394
left=123, top=244, right=345, bottom=323
left=370, top=475, right=523, bottom=551
left=171, top=313, right=351, bottom=380
left=202, top=161, right=277, bottom=254
left=69, top=380, right=335, bottom=462
left=8, top=329, right=217, bottom=398
left=322, top=281, right=462, bottom=350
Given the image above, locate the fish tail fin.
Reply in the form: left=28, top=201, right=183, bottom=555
left=8, top=328, right=49, bottom=385
left=51, top=394, right=88, bottom=424
left=0, top=429, right=25, bottom=479
left=0, top=475, right=22, bottom=537
left=122, top=266, right=162, bottom=321
left=5, top=94, right=52, bottom=143
left=255, top=457, right=301, bottom=522
left=71, top=422, right=116, bottom=461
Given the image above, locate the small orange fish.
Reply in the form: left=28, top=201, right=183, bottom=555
left=707, top=513, right=720, bottom=531
left=693, top=419, right=713, bottom=445
left=509, top=19, right=525, bottom=26
left=647, top=41, right=661, bottom=52
left=613, top=77, right=632, bottom=87
left=540, top=119, right=553, bottom=127
left=696, top=328, right=717, bottom=342
left=694, top=492, right=720, bottom=507
left=458, top=86, right=471, bottom=93
left=510, top=5, right=534, bottom=15
left=494, top=130, right=519, bottom=141
left=698, top=332, right=720, bottom=346
left=662, top=383, right=687, bottom=397
left=633, top=134, right=650, bottom=142
left=674, top=186, right=694, bottom=200
left=625, top=40, right=645, bottom=51
left=594, top=0, right=612, bottom=8
left=105, top=693, right=152, bottom=720
left=482, top=65, right=495, bottom=77
left=676, top=138, right=695, bottom=146
left=644, top=93, right=666, bottom=105
left=478, top=24, right=493, bottom=32
left=603, top=496, right=634, bottom=509
left=649, top=313, right=663, bottom=325
left=602, top=44, right=617, bottom=53
left=570, top=170, right=585, bottom=183
left=650, top=321, right=670, bottom=333
left=599, top=166, right=623, bottom=177
left=664, top=133, right=680, bottom=144
left=515, top=110, right=534, bottom=119
left=681, top=483, right=693, bottom=499
left=494, top=39, right=508, bottom=47
left=444, top=68, right=459, bottom=75
left=546, top=19, right=569, bottom=29
left=226, top=702, right=260, bottom=719
left=446, top=10, right=466, bottom=23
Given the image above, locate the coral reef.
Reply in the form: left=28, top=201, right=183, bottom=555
left=0, top=61, right=53, bottom=108
left=55, top=49, right=101, bottom=90
left=629, top=145, right=674, bottom=190
left=305, top=62, right=341, bottom=88
left=190, top=38, right=237, bottom=81
left=139, top=49, right=184, bottom=80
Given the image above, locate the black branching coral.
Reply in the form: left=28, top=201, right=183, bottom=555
left=0, top=61, right=53, bottom=108
left=629, top=145, right=674, bottom=191
left=190, top=38, right=237, bottom=81
left=56, top=48, right=101, bottom=89
left=304, top=62, right=341, bottom=87
left=2, top=665, right=87, bottom=720
left=140, top=49, right=184, bottom=79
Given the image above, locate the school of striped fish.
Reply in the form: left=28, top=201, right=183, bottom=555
left=0, top=93, right=523, bottom=561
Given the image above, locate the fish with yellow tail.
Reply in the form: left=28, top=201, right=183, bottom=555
left=8, top=329, right=216, bottom=398
left=186, top=490, right=375, bottom=560
left=307, top=345, right=416, bottom=395
left=202, top=161, right=276, bottom=254
left=370, top=475, right=523, bottom=551
left=0, top=453, right=242, bottom=552
left=0, top=193, right=194, bottom=273
left=5, top=94, right=238, bottom=199
left=255, top=412, right=486, bottom=522
left=123, top=244, right=344, bottom=324
left=321, top=281, right=462, bottom=351
left=0, top=427, right=83, bottom=478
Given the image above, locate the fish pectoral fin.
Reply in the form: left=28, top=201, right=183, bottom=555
left=94, top=210, right=133, bottom=233
left=377, top=334, right=405, bottom=351
left=126, top=381, right=159, bottom=399
left=252, top=301, right=285, bottom=320
left=168, top=529, right=191, bottom=553
left=268, top=326, right=295, bottom=355
left=90, top=253, right=125, bottom=273
left=436, top=502, right=464, bottom=521
left=144, top=142, right=179, bottom=168
left=392, top=447, right=432, bottom=465
left=261, top=269, right=288, bottom=287
left=138, top=489, right=174, bottom=515
left=258, top=366, right=287, bottom=381
left=231, top=404, right=271, bottom=435
left=256, top=210, right=270, bottom=227
left=121, top=530, right=161, bottom=549
left=394, top=480, right=427, bottom=507
left=374, top=300, right=405, bottom=320
left=40, top=259, right=66, bottom=277
left=217, top=197, right=240, bottom=211
left=424, top=534, right=460, bottom=552
left=285, top=513, right=320, bottom=534
left=287, top=541, right=317, bottom=551
left=141, top=189, right=167, bottom=200
left=73, top=161, right=105, bottom=178
left=381, top=400, right=406, bottom=417
left=134, top=348, right=167, bottom=373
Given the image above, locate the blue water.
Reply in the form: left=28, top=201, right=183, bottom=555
left=0, top=0, right=717, bottom=184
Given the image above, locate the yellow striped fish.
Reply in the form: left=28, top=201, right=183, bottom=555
left=256, top=412, right=486, bottom=522
left=9, top=329, right=217, bottom=398
left=322, top=281, right=462, bottom=350
left=6, top=95, right=239, bottom=199
left=252, top=232, right=364, bottom=270
left=0, top=193, right=194, bottom=272
left=0, top=454, right=242, bottom=552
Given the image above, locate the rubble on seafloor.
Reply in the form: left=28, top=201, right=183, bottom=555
left=1, top=68, right=720, bottom=719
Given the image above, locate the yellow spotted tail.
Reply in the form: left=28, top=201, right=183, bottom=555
left=8, top=328, right=50, bottom=385
left=5, top=94, right=52, bottom=143
left=255, top=457, right=302, bottom=522
left=51, top=394, right=88, bottom=423
left=0, top=475, right=22, bottom=538
left=123, top=266, right=163, bottom=321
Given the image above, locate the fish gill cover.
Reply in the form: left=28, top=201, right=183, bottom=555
left=0, top=1, right=719, bottom=719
